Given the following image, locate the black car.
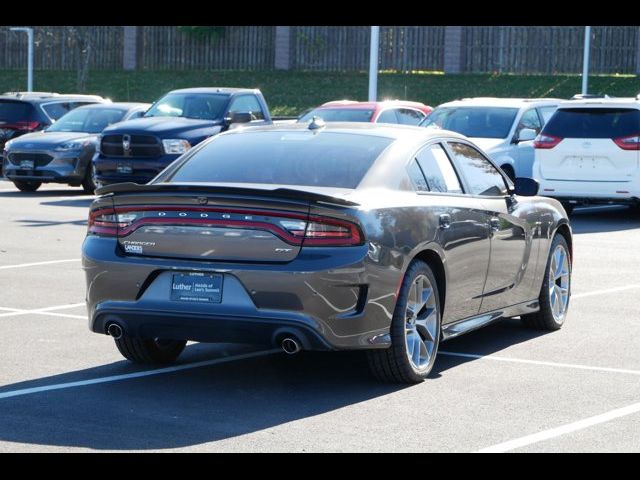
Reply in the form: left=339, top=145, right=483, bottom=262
left=0, top=92, right=107, bottom=153
left=83, top=122, right=573, bottom=384
left=93, top=88, right=273, bottom=187
left=2, top=103, right=150, bottom=193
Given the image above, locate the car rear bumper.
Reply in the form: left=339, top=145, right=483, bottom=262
left=537, top=178, right=640, bottom=204
left=82, top=236, right=400, bottom=351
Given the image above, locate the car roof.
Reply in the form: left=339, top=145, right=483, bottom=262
left=0, top=92, right=106, bottom=103
left=227, top=121, right=467, bottom=142
left=166, top=87, right=259, bottom=95
left=436, top=97, right=563, bottom=109
left=73, top=102, right=151, bottom=112
left=557, top=97, right=640, bottom=109
left=319, top=100, right=429, bottom=109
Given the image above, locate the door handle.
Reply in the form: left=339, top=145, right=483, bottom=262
left=439, top=214, right=451, bottom=229
left=489, top=217, right=500, bottom=232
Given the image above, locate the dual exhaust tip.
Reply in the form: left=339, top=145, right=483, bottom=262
left=107, top=322, right=302, bottom=355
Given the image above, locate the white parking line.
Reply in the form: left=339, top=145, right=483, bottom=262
left=572, top=284, right=640, bottom=299
left=0, top=349, right=278, bottom=400
left=477, top=401, right=640, bottom=452
left=0, top=303, right=85, bottom=319
left=0, top=259, right=80, bottom=270
left=439, top=351, right=640, bottom=376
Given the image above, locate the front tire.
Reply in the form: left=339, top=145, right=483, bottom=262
left=13, top=180, right=41, bottom=192
left=367, top=260, right=441, bottom=383
left=81, top=165, right=96, bottom=194
left=522, top=234, right=571, bottom=330
left=114, top=335, right=186, bottom=364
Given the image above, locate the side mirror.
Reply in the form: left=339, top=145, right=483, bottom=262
left=224, top=111, right=252, bottom=126
left=512, top=177, right=539, bottom=197
left=515, top=128, right=537, bottom=143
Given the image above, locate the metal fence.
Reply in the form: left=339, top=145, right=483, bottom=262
left=0, top=26, right=637, bottom=74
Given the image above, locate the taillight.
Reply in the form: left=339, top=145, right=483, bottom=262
left=534, top=133, right=563, bottom=149
left=87, top=208, right=132, bottom=237
left=613, top=134, right=640, bottom=151
left=4, top=121, right=40, bottom=131
left=298, top=217, right=362, bottom=246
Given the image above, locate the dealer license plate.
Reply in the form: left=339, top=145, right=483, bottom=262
left=170, top=273, right=223, bottom=303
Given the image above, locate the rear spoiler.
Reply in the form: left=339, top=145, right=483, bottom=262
left=94, top=182, right=360, bottom=207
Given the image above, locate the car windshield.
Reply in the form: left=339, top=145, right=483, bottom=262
left=542, top=108, right=640, bottom=138
left=298, top=108, right=375, bottom=123
left=47, top=108, right=127, bottom=133
left=162, top=131, right=393, bottom=189
left=145, top=93, right=228, bottom=121
left=420, top=106, right=519, bottom=139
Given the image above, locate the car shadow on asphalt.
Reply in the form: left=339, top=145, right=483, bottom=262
left=570, top=206, right=640, bottom=234
left=39, top=198, right=94, bottom=208
left=0, top=189, right=91, bottom=199
left=17, top=218, right=87, bottom=227
left=0, top=343, right=411, bottom=450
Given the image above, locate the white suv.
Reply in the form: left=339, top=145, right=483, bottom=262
left=420, top=98, right=561, bottom=180
left=532, top=97, right=640, bottom=212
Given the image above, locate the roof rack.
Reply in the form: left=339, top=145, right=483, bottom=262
left=570, top=94, right=611, bottom=100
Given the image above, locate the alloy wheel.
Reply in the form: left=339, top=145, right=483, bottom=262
left=404, top=274, right=439, bottom=370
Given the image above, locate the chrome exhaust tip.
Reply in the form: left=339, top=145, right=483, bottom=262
left=106, top=322, right=123, bottom=340
left=281, top=337, right=301, bottom=355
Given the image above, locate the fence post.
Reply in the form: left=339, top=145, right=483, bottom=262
left=636, top=27, right=640, bottom=75
left=443, top=26, right=463, bottom=74
left=123, top=26, right=138, bottom=71
left=274, top=26, right=291, bottom=70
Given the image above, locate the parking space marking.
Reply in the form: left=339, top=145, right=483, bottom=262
left=477, top=401, right=640, bottom=452
left=0, top=303, right=85, bottom=319
left=439, top=351, right=640, bottom=376
left=0, top=349, right=279, bottom=400
left=572, top=284, right=640, bottom=299
left=0, top=259, right=80, bottom=270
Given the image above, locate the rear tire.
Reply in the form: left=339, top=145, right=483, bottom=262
left=367, top=260, right=441, bottom=383
left=13, top=180, right=41, bottom=192
left=501, top=165, right=515, bottom=182
left=521, top=234, right=571, bottom=331
left=114, top=335, right=186, bottom=364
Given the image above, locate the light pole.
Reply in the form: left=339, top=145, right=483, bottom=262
left=581, top=26, right=591, bottom=95
left=10, top=27, right=34, bottom=92
left=368, top=26, right=379, bottom=102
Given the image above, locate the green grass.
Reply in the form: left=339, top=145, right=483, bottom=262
left=1, top=70, right=639, bottom=116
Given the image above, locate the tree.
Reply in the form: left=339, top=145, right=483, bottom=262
left=65, top=26, right=94, bottom=93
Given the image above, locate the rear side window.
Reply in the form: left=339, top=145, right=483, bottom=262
left=42, top=102, right=73, bottom=121
left=228, top=95, right=265, bottom=120
left=0, top=101, right=36, bottom=122
left=414, top=144, right=462, bottom=193
left=165, top=131, right=393, bottom=189
left=542, top=108, right=640, bottom=138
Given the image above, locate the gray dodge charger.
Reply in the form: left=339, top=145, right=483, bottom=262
left=82, top=121, right=572, bottom=383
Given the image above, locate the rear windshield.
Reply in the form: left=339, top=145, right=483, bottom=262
left=298, top=108, right=375, bottom=123
left=0, top=101, right=36, bottom=122
left=164, top=131, right=393, bottom=189
left=420, top=106, right=518, bottom=139
left=542, top=108, right=640, bottom=138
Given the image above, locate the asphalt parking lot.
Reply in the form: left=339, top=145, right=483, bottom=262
left=0, top=179, right=639, bottom=452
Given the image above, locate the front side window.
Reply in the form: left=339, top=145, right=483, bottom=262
left=414, top=144, right=463, bottom=193
left=448, top=142, right=507, bottom=197
left=376, top=109, right=399, bottom=124
left=145, top=93, right=228, bottom=121
left=396, top=108, right=425, bottom=125
left=421, top=107, right=519, bottom=139
left=517, top=108, right=542, bottom=135
left=538, top=105, right=558, bottom=124
left=228, top=95, right=264, bottom=120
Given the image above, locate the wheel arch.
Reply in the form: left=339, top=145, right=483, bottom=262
left=411, top=248, right=447, bottom=315
left=553, top=221, right=573, bottom=262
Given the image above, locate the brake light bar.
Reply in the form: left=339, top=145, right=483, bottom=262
left=533, top=133, right=563, bottom=149
left=613, top=134, right=640, bottom=151
left=87, top=206, right=363, bottom=247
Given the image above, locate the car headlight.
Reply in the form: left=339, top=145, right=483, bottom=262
left=162, top=139, right=191, bottom=154
left=55, top=141, right=87, bottom=151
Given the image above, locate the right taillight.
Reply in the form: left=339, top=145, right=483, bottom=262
left=534, top=133, right=563, bottom=149
left=613, top=134, right=640, bottom=150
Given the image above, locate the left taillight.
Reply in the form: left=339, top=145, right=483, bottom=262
left=301, top=217, right=363, bottom=246
left=613, top=134, right=640, bottom=151
left=87, top=208, right=134, bottom=237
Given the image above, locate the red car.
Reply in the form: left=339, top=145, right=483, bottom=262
left=298, top=100, right=433, bottom=125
